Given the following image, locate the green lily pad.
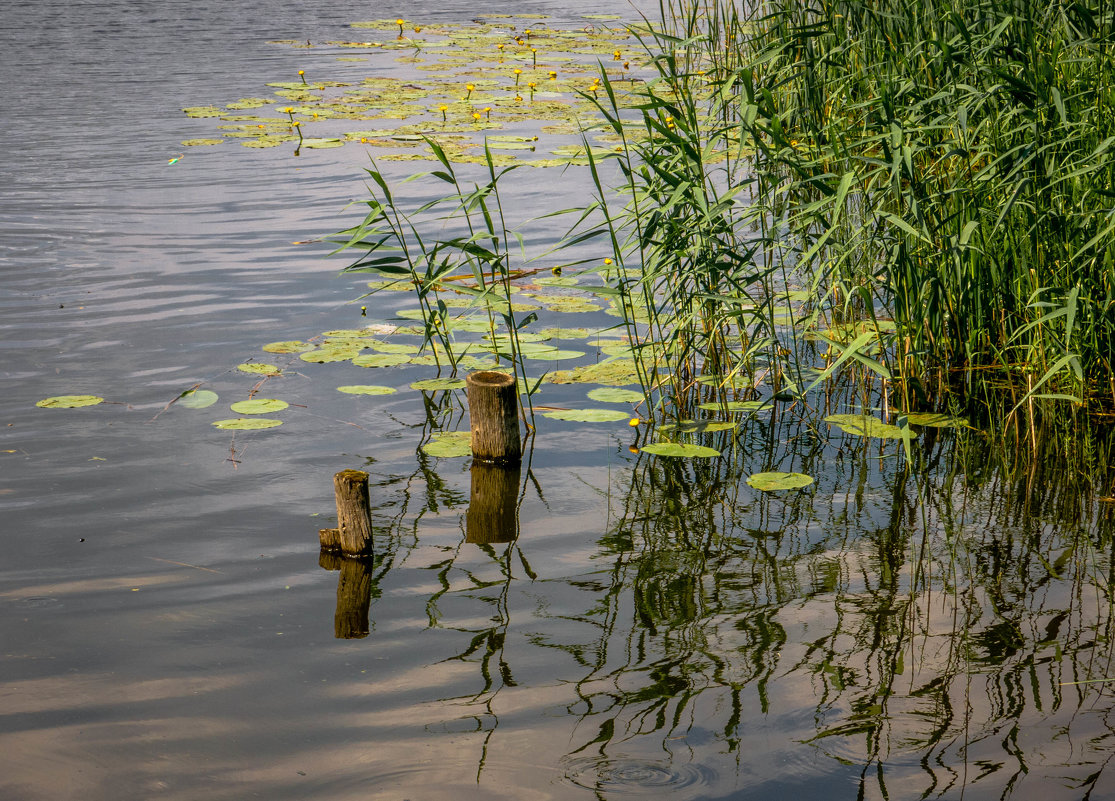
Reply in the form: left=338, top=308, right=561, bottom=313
left=299, top=138, right=345, bottom=149
left=212, top=418, right=284, bottom=430
left=697, top=400, right=766, bottom=413
left=673, top=420, right=738, bottom=433
left=421, top=431, right=472, bottom=457
left=538, top=327, right=595, bottom=340
left=444, top=317, right=494, bottom=333
left=523, top=348, right=585, bottom=361
left=697, top=374, right=751, bottom=389
left=36, top=395, right=104, bottom=409
left=483, top=332, right=551, bottom=344
left=411, top=378, right=467, bottom=391
left=183, top=106, right=224, bottom=117
left=535, top=276, right=580, bottom=287
left=352, top=353, right=411, bottom=368
left=176, top=389, right=219, bottom=409
left=824, top=414, right=913, bottom=440
left=548, top=359, right=640, bottom=386
left=300, top=347, right=362, bottom=363
left=903, top=412, right=968, bottom=428
left=372, top=342, right=420, bottom=354
left=240, top=135, right=298, bottom=148
left=545, top=298, right=602, bottom=313
left=337, top=385, right=397, bottom=395
left=229, top=398, right=289, bottom=414
left=639, top=443, right=721, bottom=458
left=599, top=342, right=633, bottom=357
left=321, top=329, right=376, bottom=338
left=237, top=363, right=281, bottom=375
left=746, top=471, right=814, bottom=491
left=181, top=138, right=224, bottom=146
left=263, top=340, right=315, bottom=353
left=587, top=387, right=644, bottom=403
left=541, top=408, right=630, bottom=422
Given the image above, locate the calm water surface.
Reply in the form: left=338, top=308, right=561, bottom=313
left=3, top=1, right=1115, bottom=800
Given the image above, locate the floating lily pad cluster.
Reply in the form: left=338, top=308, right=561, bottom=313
left=181, top=13, right=653, bottom=166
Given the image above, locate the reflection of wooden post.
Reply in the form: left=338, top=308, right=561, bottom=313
left=466, top=371, right=521, bottom=465
left=466, top=463, right=520, bottom=544
left=331, top=469, right=373, bottom=557
left=335, top=559, right=372, bottom=639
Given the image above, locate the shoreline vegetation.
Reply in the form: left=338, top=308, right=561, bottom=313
left=336, top=0, right=1115, bottom=440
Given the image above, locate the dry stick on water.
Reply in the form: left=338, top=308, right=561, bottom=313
left=466, top=371, right=522, bottom=465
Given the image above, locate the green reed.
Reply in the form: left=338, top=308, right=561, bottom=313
left=332, top=142, right=538, bottom=420
left=658, top=0, right=1115, bottom=413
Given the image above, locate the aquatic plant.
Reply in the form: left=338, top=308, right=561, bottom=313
left=653, top=0, right=1115, bottom=415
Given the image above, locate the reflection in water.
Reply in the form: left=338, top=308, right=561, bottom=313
left=348, top=403, right=1115, bottom=798
left=319, top=554, right=374, bottom=640
left=467, top=464, right=521, bottom=545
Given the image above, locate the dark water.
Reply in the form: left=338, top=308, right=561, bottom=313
left=3, top=1, right=1115, bottom=800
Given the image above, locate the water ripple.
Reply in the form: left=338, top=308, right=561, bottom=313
left=561, top=754, right=718, bottom=797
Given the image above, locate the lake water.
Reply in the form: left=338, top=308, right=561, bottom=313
left=3, top=1, right=1115, bottom=799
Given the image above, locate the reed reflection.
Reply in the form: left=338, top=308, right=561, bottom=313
left=556, top=412, right=1115, bottom=799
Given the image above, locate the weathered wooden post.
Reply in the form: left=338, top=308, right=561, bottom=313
left=466, top=463, right=521, bottom=544
left=317, top=469, right=375, bottom=638
left=466, top=371, right=521, bottom=465
left=318, top=469, right=374, bottom=557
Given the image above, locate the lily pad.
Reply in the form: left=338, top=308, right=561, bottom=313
left=697, top=400, right=766, bottom=413
left=299, top=137, right=345, bottom=149
left=36, top=395, right=104, bottom=409
left=541, top=408, right=630, bottom=422
left=372, top=342, right=420, bottom=354
left=176, top=389, right=219, bottom=409
left=824, top=414, right=913, bottom=440
left=673, top=420, right=738, bottom=433
left=410, top=378, right=467, bottom=391
left=548, top=359, right=640, bottom=386
left=903, top=412, right=968, bottom=428
left=263, top=340, right=315, bottom=353
left=587, top=387, right=644, bottom=403
left=535, top=276, right=580, bottom=287
left=322, top=329, right=376, bottom=338
left=212, top=418, right=284, bottom=430
left=300, top=347, right=362, bottom=363
left=538, top=327, right=595, bottom=340
left=421, top=431, right=472, bottom=458
left=522, top=348, right=585, bottom=361
left=352, top=353, right=411, bottom=368
left=746, top=471, right=814, bottom=491
left=697, top=374, right=751, bottom=389
left=181, top=138, right=224, bottom=146
left=545, top=297, right=602, bottom=313
left=237, top=363, right=281, bottom=375
left=337, top=385, right=397, bottom=395
left=639, top=443, right=721, bottom=458
left=229, top=398, right=289, bottom=414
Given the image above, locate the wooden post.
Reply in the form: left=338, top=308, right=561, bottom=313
left=466, top=371, right=521, bottom=465
left=332, top=469, right=373, bottom=557
left=334, top=559, right=373, bottom=639
left=318, top=527, right=341, bottom=553
left=466, top=463, right=520, bottom=544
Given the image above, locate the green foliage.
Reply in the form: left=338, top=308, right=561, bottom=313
left=686, top=0, right=1115, bottom=411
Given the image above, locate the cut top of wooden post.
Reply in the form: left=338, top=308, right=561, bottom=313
left=466, top=371, right=521, bottom=465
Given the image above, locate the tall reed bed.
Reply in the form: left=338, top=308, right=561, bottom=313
left=647, top=0, right=1115, bottom=412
